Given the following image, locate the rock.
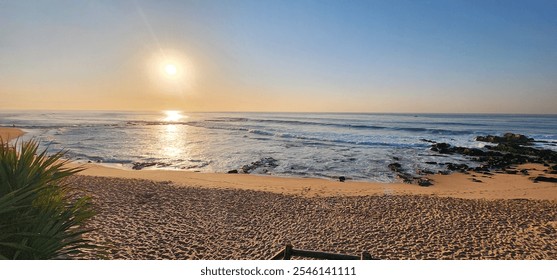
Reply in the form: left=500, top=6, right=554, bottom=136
left=531, top=176, right=557, bottom=183
left=474, top=165, right=490, bottom=172
left=398, top=173, right=415, bottom=184
left=388, top=163, right=402, bottom=172
left=476, top=133, right=534, bottom=145
left=428, top=134, right=557, bottom=176
left=420, top=139, right=437, bottom=144
left=471, top=178, right=483, bottom=183
left=417, top=179, right=433, bottom=187
left=227, top=169, right=238, bottom=174
left=339, top=176, right=346, bottom=182
left=446, top=163, right=469, bottom=172
left=520, top=169, right=529, bottom=175
left=431, top=143, right=453, bottom=154
left=240, top=157, right=279, bottom=174
left=417, top=169, right=434, bottom=175
left=132, top=162, right=157, bottom=170
left=458, top=148, right=485, bottom=157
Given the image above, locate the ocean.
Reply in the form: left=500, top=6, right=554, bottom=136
left=1, top=111, right=556, bottom=182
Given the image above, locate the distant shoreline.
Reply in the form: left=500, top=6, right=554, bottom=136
left=0, top=127, right=25, bottom=142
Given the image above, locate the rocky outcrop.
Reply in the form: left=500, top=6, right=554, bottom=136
left=476, top=133, right=534, bottom=145
left=388, top=163, right=403, bottom=172
left=388, top=162, right=423, bottom=184
left=240, top=157, right=279, bottom=174
left=428, top=133, right=557, bottom=175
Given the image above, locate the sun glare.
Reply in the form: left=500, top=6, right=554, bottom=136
left=163, top=110, right=184, bottom=122
left=148, top=50, right=195, bottom=94
left=164, top=64, right=177, bottom=76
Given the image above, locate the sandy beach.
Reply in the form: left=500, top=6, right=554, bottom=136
left=68, top=162, right=557, bottom=260
left=0, top=127, right=24, bottom=142
left=71, top=175, right=557, bottom=260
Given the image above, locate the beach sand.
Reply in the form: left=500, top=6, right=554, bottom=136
left=69, top=163, right=557, bottom=260
left=0, top=127, right=25, bottom=142
left=71, top=175, right=557, bottom=260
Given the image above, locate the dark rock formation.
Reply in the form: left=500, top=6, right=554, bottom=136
left=446, top=163, right=469, bottom=172
left=420, top=139, right=437, bottom=144
left=389, top=134, right=556, bottom=187
left=132, top=162, right=157, bottom=170
left=531, top=176, right=557, bottom=183
left=430, top=143, right=453, bottom=154
left=388, top=162, right=402, bottom=172
left=240, top=157, right=279, bottom=174
left=397, top=172, right=417, bottom=184
left=476, top=133, right=534, bottom=145
left=429, top=133, right=557, bottom=175
left=417, top=179, right=433, bottom=187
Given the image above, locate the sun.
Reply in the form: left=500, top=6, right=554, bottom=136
left=148, top=50, right=195, bottom=93
left=164, top=64, right=177, bottom=76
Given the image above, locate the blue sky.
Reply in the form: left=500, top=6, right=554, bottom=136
left=1, top=0, right=556, bottom=113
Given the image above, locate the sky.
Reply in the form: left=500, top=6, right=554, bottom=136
left=1, top=0, right=556, bottom=113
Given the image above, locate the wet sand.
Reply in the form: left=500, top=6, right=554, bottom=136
left=68, top=162, right=557, bottom=200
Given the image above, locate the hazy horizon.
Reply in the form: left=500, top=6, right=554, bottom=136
left=2, top=108, right=557, bottom=116
left=2, top=0, right=557, bottom=114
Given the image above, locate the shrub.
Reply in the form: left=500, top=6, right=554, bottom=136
left=0, top=139, right=95, bottom=259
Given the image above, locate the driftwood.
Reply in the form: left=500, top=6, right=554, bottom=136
left=270, top=244, right=379, bottom=260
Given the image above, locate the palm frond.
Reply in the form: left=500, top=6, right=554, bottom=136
left=0, top=139, right=97, bottom=259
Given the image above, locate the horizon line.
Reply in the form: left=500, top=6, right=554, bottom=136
left=1, top=108, right=557, bottom=116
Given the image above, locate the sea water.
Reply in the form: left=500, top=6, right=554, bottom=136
left=1, top=111, right=556, bottom=182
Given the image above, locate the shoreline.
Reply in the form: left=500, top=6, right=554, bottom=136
left=0, top=127, right=557, bottom=201
left=67, top=162, right=557, bottom=201
left=0, top=127, right=25, bottom=142
left=3, top=125, right=557, bottom=259
left=3, top=126, right=556, bottom=201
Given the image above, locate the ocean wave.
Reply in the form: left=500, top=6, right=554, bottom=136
left=393, top=127, right=472, bottom=135
left=192, top=118, right=473, bottom=136
left=248, top=129, right=274, bottom=136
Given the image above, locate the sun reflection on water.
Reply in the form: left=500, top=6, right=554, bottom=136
left=163, top=110, right=185, bottom=122
left=160, top=124, right=184, bottom=159
left=154, top=110, right=207, bottom=168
